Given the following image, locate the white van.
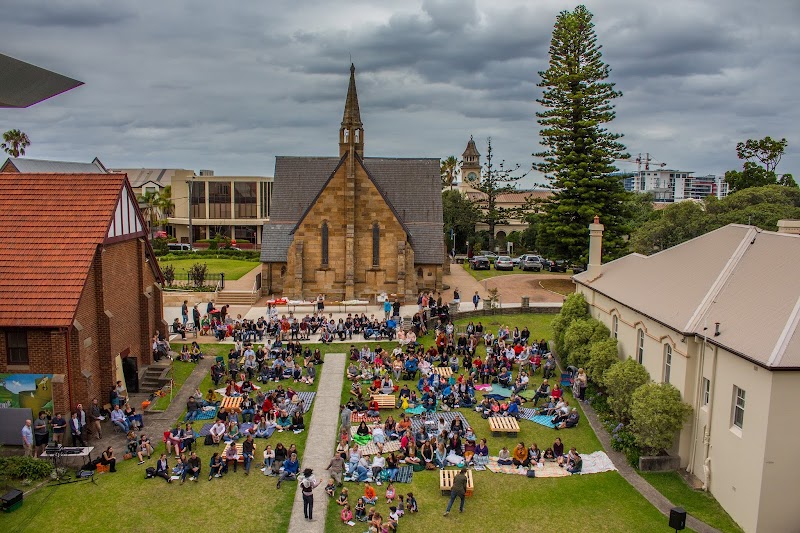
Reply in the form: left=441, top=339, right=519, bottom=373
left=167, top=243, right=195, bottom=252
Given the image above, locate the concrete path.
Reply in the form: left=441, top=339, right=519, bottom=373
left=287, top=352, right=346, bottom=531
left=221, top=263, right=262, bottom=291
left=581, top=398, right=723, bottom=533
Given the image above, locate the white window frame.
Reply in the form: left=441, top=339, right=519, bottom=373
left=732, top=386, right=745, bottom=430
left=663, top=344, right=672, bottom=384
left=612, top=315, right=618, bottom=339
left=702, top=378, right=710, bottom=406
left=637, top=329, right=644, bottom=364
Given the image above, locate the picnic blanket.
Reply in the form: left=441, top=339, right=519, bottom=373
left=358, top=439, right=401, bottom=457
left=404, top=406, right=426, bottom=415
left=193, top=407, right=219, bottom=421
left=474, top=384, right=492, bottom=391
left=350, top=414, right=381, bottom=424
left=395, top=465, right=414, bottom=484
left=353, top=433, right=372, bottom=446
left=580, top=451, right=617, bottom=475
left=486, top=457, right=569, bottom=478
left=240, top=422, right=254, bottom=434
left=197, top=422, right=215, bottom=437
left=518, top=407, right=539, bottom=421
left=409, top=411, right=470, bottom=433
left=295, top=391, right=316, bottom=413
left=527, top=414, right=559, bottom=429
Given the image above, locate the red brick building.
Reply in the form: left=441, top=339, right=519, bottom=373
left=0, top=173, right=165, bottom=414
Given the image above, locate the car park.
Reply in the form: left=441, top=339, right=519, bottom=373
left=495, top=256, right=514, bottom=270
left=521, top=256, right=543, bottom=271
left=544, top=259, right=569, bottom=272
left=470, top=256, right=490, bottom=270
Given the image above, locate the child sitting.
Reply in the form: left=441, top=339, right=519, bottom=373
left=385, top=482, right=396, bottom=503
left=336, top=487, right=349, bottom=506
left=406, top=492, right=418, bottom=513
left=340, top=504, right=353, bottom=523
left=355, top=497, right=367, bottom=521
left=325, top=478, right=335, bottom=497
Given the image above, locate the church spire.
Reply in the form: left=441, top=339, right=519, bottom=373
left=339, top=63, right=364, bottom=158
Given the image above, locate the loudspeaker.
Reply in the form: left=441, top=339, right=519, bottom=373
left=1, top=489, right=23, bottom=512
left=669, top=507, right=686, bottom=530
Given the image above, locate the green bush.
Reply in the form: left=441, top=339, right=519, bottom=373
left=610, top=425, right=641, bottom=467
left=188, top=262, right=208, bottom=287
left=562, top=318, right=610, bottom=368
left=551, top=292, right=589, bottom=356
left=162, top=264, right=175, bottom=286
left=208, top=239, right=218, bottom=251
left=604, top=358, right=650, bottom=423
left=630, top=382, right=693, bottom=455
left=587, top=338, right=620, bottom=384
left=152, top=237, right=168, bottom=255
left=0, top=456, right=54, bottom=480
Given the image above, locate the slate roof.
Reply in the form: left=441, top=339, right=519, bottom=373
left=574, top=224, right=800, bottom=369
left=0, top=53, right=83, bottom=108
left=0, top=173, right=125, bottom=327
left=112, top=168, right=188, bottom=188
left=2, top=157, right=108, bottom=174
left=261, top=155, right=443, bottom=264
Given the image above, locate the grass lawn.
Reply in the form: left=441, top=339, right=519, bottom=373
left=640, top=472, right=743, bottom=533
left=322, top=313, right=685, bottom=532
left=539, top=278, right=576, bottom=295
left=151, top=360, right=196, bottom=411
left=156, top=257, right=259, bottom=281
left=5, top=343, right=324, bottom=533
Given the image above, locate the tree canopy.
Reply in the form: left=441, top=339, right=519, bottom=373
left=1, top=129, right=31, bottom=158
left=442, top=189, right=480, bottom=254
left=535, top=5, right=630, bottom=264
left=725, top=136, right=796, bottom=192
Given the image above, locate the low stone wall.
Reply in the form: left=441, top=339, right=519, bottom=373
left=639, top=454, right=681, bottom=472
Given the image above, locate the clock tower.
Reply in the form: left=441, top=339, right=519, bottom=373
left=459, top=135, right=480, bottom=192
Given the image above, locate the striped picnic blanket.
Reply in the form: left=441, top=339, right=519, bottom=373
left=409, top=411, right=470, bottom=433
left=350, top=414, right=381, bottom=424
left=358, top=439, right=401, bottom=457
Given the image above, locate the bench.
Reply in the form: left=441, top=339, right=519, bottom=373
left=370, top=394, right=396, bottom=409
left=489, top=416, right=520, bottom=437
left=440, top=468, right=474, bottom=496
left=220, top=396, right=242, bottom=411
left=432, top=367, right=453, bottom=379
left=222, top=442, right=244, bottom=463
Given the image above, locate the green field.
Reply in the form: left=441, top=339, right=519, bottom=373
left=156, top=257, right=259, bottom=281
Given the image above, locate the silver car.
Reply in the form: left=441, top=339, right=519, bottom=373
left=495, top=256, right=514, bottom=270
left=521, top=256, right=543, bottom=272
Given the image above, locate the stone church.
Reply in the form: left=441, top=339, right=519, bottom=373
left=260, top=65, right=444, bottom=302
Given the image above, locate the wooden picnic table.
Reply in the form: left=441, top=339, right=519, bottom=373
left=440, top=468, right=474, bottom=496
left=432, top=367, right=453, bottom=378
left=222, top=442, right=244, bottom=463
left=369, top=394, right=396, bottom=409
left=220, top=396, right=242, bottom=411
left=488, top=416, right=520, bottom=437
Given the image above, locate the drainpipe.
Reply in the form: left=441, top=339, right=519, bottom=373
left=64, top=327, right=75, bottom=409
left=687, top=328, right=707, bottom=475
left=702, top=343, right=718, bottom=491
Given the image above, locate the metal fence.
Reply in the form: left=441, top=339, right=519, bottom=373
left=168, top=272, right=225, bottom=289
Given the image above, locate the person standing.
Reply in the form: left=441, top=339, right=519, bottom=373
left=340, top=404, right=352, bottom=441
left=181, top=300, right=189, bottom=325
left=444, top=468, right=469, bottom=516
left=192, top=304, right=201, bottom=330
left=70, top=411, right=87, bottom=447
left=472, top=291, right=480, bottom=310
left=88, top=398, right=103, bottom=440
left=242, top=434, right=256, bottom=475
left=383, top=299, right=392, bottom=320
left=316, top=294, right=325, bottom=316
left=300, top=467, right=322, bottom=521
left=21, top=419, right=33, bottom=457
left=33, top=411, right=49, bottom=457
left=51, top=412, right=67, bottom=445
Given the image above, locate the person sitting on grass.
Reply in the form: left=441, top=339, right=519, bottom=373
left=497, top=445, right=513, bottom=466
left=512, top=442, right=530, bottom=468
left=208, top=452, right=224, bottom=480
left=154, top=453, right=171, bottom=482
left=276, top=410, right=292, bottom=432
left=337, top=487, right=349, bottom=506
left=532, top=379, right=551, bottom=406
left=224, top=441, right=239, bottom=473
left=370, top=453, right=385, bottom=483
left=126, top=430, right=138, bottom=455
left=137, top=434, right=153, bottom=464
left=254, top=418, right=276, bottom=438
left=223, top=421, right=241, bottom=443
left=290, top=411, right=305, bottom=432
left=276, top=451, right=300, bottom=488
left=182, top=451, right=201, bottom=483
left=341, top=504, right=353, bottom=524
left=324, top=477, right=336, bottom=497
left=363, top=482, right=378, bottom=505
left=566, top=447, right=582, bottom=474
left=556, top=408, right=580, bottom=430
left=354, top=498, right=367, bottom=522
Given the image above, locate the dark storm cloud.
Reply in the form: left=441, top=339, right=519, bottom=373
left=0, top=0, right=798, bottom=182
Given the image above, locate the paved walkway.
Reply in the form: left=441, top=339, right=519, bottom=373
left=287, top=352, right=346, bottom=531
left=581, top=398, right=722, bottom=533
left=220, top=263, right=262, bottom=291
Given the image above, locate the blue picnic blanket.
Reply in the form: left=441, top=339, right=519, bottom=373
left=528, top=414, right=558, bottom=429
left=194, top=407, right=218, bottom=421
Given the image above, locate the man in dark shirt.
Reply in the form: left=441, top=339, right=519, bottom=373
left=33, top=411, right=49, bottom=456
left=51, top=412, right=67, bottom=445
left=444, top=468, right=469, bottom=515
left=182, top=451, right=201, bottom=483
left=185, top=396, right=199, bottom=423
left=242, top=435, right=256, bottom=475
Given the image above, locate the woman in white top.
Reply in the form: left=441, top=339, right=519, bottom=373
left=263, top=444, right=276, bottom=475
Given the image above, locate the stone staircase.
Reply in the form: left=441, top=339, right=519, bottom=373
left=138, top=360, right=173, bottom=394
left=215, top=289, right=259, bottom=305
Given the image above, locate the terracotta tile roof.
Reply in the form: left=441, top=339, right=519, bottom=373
left=0, top=173, right=125, bottom=328
left=466, top=189, right=552, bottom=204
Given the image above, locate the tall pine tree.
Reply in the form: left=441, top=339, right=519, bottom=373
left=535, top=5, right=629, bottom=263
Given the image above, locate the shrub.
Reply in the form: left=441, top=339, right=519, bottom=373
left=629, top=382, right=693, bottom=455
left=208, top=239, right=218, bottom=251
left=188, top=262, right=208, bottom=287
left=551, top=292, right=589, bottom=356
left=162, top=264, right=175, bottom=286
left=0, top=456, right=54, bottom=480
left=604, top=358, right=650, bottom=423
left=609, top=425, right=641, bottom=467
left=152, top=237, right=168, bottom=255
left=562, top=318, right=609, bottom=368
left=586, top=338, right=620, bottom=384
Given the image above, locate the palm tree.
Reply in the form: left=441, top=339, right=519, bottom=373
left=138, top=190, right=160, bottom=235
left=2, top=129, right=31, bottom=157
left=440, top=155, right=460, bottom=190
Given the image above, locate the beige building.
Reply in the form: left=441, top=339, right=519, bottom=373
left=574, top=219, right=800, bottom=533
left=114, top=168, right=273, bottom=245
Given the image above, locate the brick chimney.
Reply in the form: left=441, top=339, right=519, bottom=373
left=587, top=215, right=604, bottom=279
left=777, top=219, right=800, bottom=235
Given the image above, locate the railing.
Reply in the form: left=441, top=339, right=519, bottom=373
left=169, top=272, right=225, bottom=289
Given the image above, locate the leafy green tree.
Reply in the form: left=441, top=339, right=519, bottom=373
left=442, top=189, right=480, bottom=254
left=536, top=5, right=630, bottom=263
left=586, top=338, right=620, bottom=384
left=725, top=136, right=794, bottom=192
left=629, top=382, right=692, bottom=455
left=604, top=358, right=650, bottom=423
left=520, top=212, right=542, bottom=252
left=551, top=292, right=590, bottom=356
left=471, top=138, right=528, bottom=251
left=562, top=318, right=610, bottom=368
left=629, top=201, right=709, bottom=255
left=1, top=129, right=31, bottom=157
left=440, top=155, right=461, bottom=190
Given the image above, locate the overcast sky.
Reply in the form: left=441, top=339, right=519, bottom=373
left=2, top=0, right=799, bottom=186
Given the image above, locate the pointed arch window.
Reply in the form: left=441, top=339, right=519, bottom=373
left=372, top=223, right=380, bottom=267
left=321, top=222, right=329, bottom=266
left=355, top=129, right=360, bottom=143
left=343, top=129, right=349, bottom=143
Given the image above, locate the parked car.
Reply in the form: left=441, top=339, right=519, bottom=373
left=571, top=263, right=586, bottom=274
left=495, top=256, right=514, bottom=270
left=512, top=256, right=524, bottom=267
left=521, top=256, right=543, bottom=272
left=544, top=259, right=569, bottom=273
left=480, top=251, right=499, bottom=263
left=167, top=243, right=197, bottom=252
left=470, top=256, right=490, bottom=270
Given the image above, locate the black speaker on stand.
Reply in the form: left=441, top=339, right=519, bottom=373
left=669, top=507, right=687, bottom=531
left=1, top=489, right=23, bottom=512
